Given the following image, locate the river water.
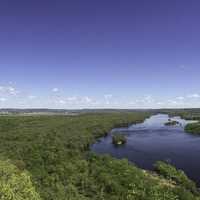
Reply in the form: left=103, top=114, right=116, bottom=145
left=91, top=114, right=200, bottom=185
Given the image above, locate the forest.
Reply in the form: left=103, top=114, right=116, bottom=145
left=0, top=111, right=200, bottom=200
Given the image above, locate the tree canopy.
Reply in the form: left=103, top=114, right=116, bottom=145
left=0, top=159, right=41, bottom=200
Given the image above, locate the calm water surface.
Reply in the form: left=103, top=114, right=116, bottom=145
left=91, top=114, right=200, bottom=185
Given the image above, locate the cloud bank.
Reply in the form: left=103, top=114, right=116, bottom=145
left=0, top=84, right=200, bottom=109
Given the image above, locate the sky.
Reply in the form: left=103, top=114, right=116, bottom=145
left=0, top=0, right=200, bottom=109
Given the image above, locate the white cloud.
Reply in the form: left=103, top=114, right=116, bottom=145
left=53, top=96, right=96, bottom=107
left=168, top=100, right=178, bottom=104
left=0, top=86, right=4, bottom=92
left=143, top=95, right=154, bottom=103
left=176, top=96, right=185, bottom=100
left=104, top=94, right=113, bottom=99
left=0, top=84, right=199, bottom=109
left=66, top=96, right=77, bottom=101
left=82, top=96, right=92, bottom=103
left=187, top=94, right=200, bottom=98
left=8, top=87, right=15, bottom=93
left=104, top=94, right=113, bottom=105
left=156, top=102, right=164, bottom=105
left=129, top=101, right=136, bottom=105
left=132, top=95, right=154, bottom=105
left=0, top=86, right=19, bottom=96
left=28, top=95, right=37, bottom=100
left=0, top=97, right=6, bottom=102
left=52, top=88, right=59, bottom=92
left=58, top=100, right=66, bottom=104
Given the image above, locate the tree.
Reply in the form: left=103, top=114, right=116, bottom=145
left=0, top=159, right=41, bottom=200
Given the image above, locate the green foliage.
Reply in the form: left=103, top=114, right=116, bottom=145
left=159, top=109, right=200, bottom=121
left=154, top=161, right=199, bottom=195
left=0, top=159, right=41, bottom=200
left=87, top=154, right=179, bottom=200
left=0, top=112, right=199, bottom=200
left=185, top=123, right=200, bottom=135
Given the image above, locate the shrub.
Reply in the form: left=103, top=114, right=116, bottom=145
left=154, top=161, right=198, bottom=195
left=0, top=159, right=41, bottom=200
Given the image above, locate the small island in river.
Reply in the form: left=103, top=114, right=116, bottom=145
left=164, top=119, right=180, bottom=126
left=112, top=134, right=127, bottom=145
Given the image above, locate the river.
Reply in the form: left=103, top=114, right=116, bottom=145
left=91, top=114, right=200, bottom=185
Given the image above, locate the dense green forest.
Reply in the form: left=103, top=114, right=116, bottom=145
left=0, top=111, right=199, bottom=200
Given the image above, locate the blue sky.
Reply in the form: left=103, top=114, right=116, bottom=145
left=0, top=0, right=200, bottom=109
